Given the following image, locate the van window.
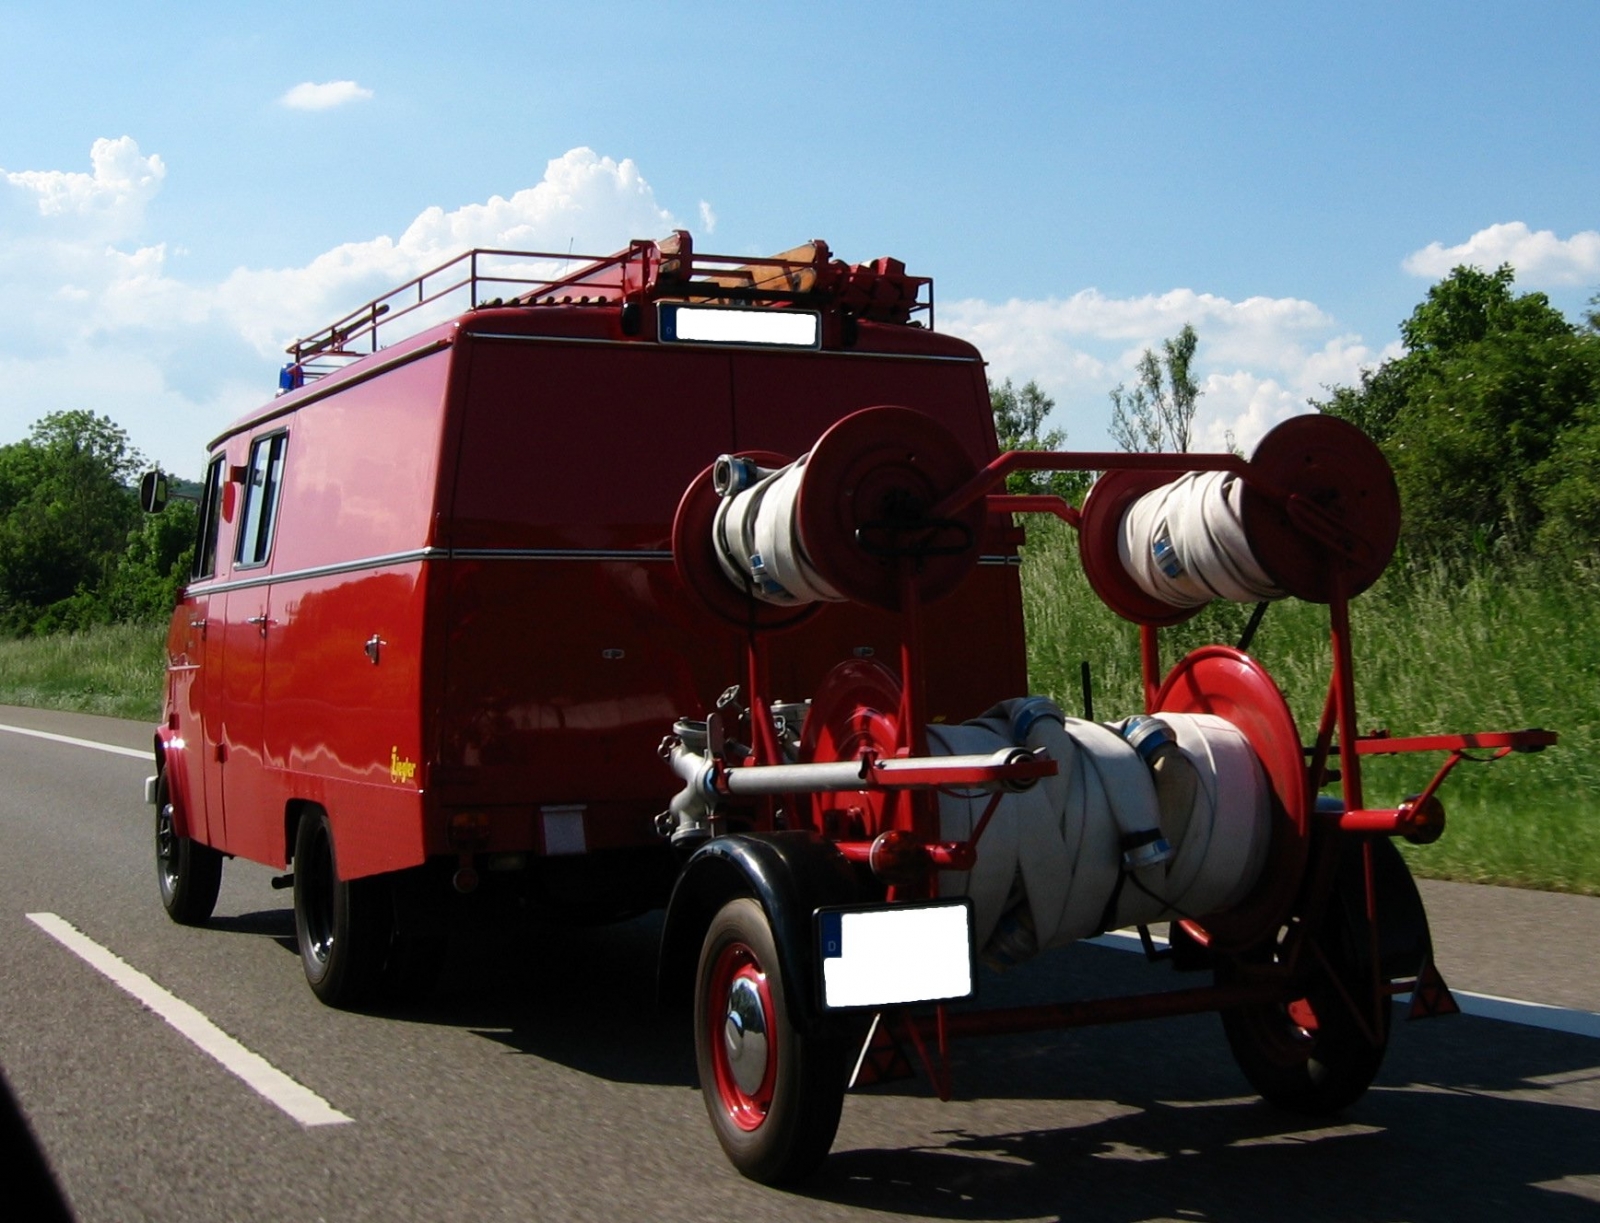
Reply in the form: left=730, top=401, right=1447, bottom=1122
left=236, top=432, right=288, bottom=568
left=192, top=456, right=227, bottom=580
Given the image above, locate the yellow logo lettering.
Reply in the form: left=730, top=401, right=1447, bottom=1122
left=389, top=746, right=417, bottom=785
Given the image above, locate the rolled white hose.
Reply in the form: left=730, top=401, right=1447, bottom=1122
left=712, top=456, right=845, bottom=606
left=936, top=700, right=1270, bottom=961
left=1118, top=469, right=1283, bottom=609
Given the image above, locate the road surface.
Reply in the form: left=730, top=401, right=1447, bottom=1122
left=0, top=705, right=1595, bottom=1221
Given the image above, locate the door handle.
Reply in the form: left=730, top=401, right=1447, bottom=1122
left=245, top=615, right=276, bottom=637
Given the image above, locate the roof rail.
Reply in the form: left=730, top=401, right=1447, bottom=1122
left=281, top=233, right=933, bottom=385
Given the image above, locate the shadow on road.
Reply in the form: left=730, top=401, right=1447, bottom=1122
left=193, top=901, right=1600, bottom=1220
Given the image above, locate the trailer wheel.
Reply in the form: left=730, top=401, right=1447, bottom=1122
left=1217, top=919, right=1390, bottom=1114
left=694, top=898, right=845, bottom=1184
left=155, top=772, right=222, bottom=926
left=293, top=810, right=390, bottom=1008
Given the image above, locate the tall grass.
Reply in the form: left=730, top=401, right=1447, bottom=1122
left=1, top=537, right=1594, bottom=893
left=1020, top=516, right=1600, bottom=895
left=0, top=621, right=166, bottom=722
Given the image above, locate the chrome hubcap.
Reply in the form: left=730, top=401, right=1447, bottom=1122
left=722, top=975, right=770, bottom=1096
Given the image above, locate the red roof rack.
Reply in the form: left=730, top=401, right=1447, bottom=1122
left=283, top=232, right=933, bottom=382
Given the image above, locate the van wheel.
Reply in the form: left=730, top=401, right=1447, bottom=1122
left=155, top=772, right=222, bottom=925
left=293, top=810, right=390, bottom=1008
left=694, top=898, right=845, bottom=1184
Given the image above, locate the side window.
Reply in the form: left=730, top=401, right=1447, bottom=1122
left=235, top=432, right=289, bottom=568
left=192, top=455, right=227, bottom=581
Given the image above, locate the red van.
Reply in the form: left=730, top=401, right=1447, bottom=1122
left=149, top=232, right=1532, bottom=1186
left=147, top=234, right=1026, bottom=1006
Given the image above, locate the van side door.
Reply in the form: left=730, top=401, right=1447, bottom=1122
left=216, top=430, right=289, bottom=864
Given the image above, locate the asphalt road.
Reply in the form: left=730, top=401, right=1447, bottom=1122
left=0, top=705, right=1596, bottom=1222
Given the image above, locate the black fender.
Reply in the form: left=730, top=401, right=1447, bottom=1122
left=657, top=831, right=867, bottom=1033
left=1331, top=836, right=1432, bottom=980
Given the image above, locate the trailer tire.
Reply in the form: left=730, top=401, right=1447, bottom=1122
left=694, top=897, right=845, bottom=1184
left=1217, top=915, right=1390, bottom=1114
left=155, top=772, right=222, bottom=926
left=293, top=810, right=390, bottom=1008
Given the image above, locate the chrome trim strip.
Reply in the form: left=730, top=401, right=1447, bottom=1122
left=183, top=545, right=674, bottom=596
left=185, top=544, right=1007, bottom=597
left=466, top=330, right=978, bottom=363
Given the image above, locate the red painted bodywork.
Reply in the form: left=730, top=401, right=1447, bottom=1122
left=160, top=245, right=1027, bottom=896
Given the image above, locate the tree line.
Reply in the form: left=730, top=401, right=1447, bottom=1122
left=994, top=265, right=1600, bottom=570
left=0, top=411, right=195, bottom=636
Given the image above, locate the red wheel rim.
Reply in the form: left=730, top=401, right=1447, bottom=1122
left=707, top=942, right=778, bottom=1132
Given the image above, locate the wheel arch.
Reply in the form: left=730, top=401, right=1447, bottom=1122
left=285, top=798, right=327, bottom=870
left=658, top=832, right=865, bottom=1033
left=154, top=729, right=199, bottom=841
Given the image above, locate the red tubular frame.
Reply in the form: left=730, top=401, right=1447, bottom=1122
left=704, top=435, right=1553, bottom=1095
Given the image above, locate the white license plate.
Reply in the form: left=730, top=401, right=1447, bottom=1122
left=816, top=900, right=975, bottom=1010
left=658, top=303, right=821, bottom=348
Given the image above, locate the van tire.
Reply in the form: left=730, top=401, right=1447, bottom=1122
left=155, top=772, right=223, bottom=925
left=293, top=810, right=390, bottom=1008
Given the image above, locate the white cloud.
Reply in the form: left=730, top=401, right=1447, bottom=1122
left=4, top=136, right=164, bottom=241
left=0, top=143, right=682, bottom=472
left=699, top=200, right=717, bottom=234
left=280, top=80, right=374, bottom=111
left=1402, top=222, right=1600, bottom=288
left=941, top=289, right=1363, bottom=454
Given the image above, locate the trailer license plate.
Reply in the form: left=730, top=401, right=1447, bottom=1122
left=816, top=900, right=975, bottom=1010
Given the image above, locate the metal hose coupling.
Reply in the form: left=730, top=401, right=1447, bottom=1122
left=1115, top=716, right=1179, bottom=870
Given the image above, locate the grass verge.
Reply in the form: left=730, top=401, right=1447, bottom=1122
left=1021, top=516, right=1599, bottom=896
left=0, top=621, right=165, bottom=722
left=1, top=543, right=1594, bottom=894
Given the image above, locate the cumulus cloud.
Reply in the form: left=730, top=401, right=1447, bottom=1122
left=0, top=142, right=683, bottom=470
left=1403, top=222, right=1600, bottom=288
left=942, top=290, right=1366, bottom=454
left=280, top=80, right=374, bottom=110
left=4, top=136, right=164, bottom=241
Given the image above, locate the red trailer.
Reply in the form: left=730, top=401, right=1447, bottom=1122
left=145, top=233, right=1551, bottom=1184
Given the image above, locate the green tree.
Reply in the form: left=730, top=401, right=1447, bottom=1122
left=1109, top=323, right=1201, bottom=453
left=0, top=411, right=146, bottom=633
left=989, top=377, right=1089, bottom=502
left=1317, top=265, right=1600, bottom=561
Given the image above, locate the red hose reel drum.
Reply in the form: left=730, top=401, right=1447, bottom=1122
left=672, top=406, right=987, bottom=625
left=795, top=406, right=987, bottom=612
left=1080, top=414, right=1401, bottom=626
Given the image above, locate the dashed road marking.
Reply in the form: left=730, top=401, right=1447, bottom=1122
left=26, top=913, right=352, bottom=1127
left=0, top=721, right=148, bottom=761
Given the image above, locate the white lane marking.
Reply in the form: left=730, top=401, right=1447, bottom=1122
left=1088, top=928, right=1600, bottom=1041
left=0, top=721, right=147, bottom=760
left=26, top=913, right=352, bottom=1127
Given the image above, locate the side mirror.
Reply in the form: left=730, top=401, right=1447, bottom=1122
left=139, top=470, right=169, bottom=514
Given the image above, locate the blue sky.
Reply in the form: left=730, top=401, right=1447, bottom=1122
left=3, top=1, right=1597, bottom=474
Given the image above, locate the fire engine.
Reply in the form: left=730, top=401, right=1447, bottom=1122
left=143, top=233, right=1552, bottom=1184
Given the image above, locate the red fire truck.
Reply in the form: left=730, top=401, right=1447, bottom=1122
left=145, top=233, right=1551, bottom=1184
